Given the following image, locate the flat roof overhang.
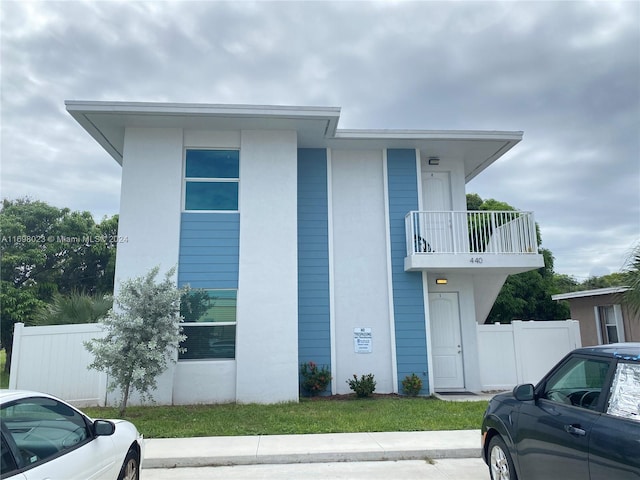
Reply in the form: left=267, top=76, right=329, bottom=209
left=65, top=101, right=522, bottom=181
left=552, top=286, right=629, bottom=301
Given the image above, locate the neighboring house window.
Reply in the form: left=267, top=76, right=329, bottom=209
left=184, top=149, right=239, bottom=211
left=595, top=304, right=625, bottom=344
left=179, top=290, right=237, bottom=360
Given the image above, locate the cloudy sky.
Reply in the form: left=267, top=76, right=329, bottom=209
left=1, top=0, right=639, bottom=281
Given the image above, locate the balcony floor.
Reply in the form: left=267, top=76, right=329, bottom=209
left=404, top=252, right=544, bottom=274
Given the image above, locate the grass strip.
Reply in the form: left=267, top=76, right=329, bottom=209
left=85, top=396, right=488, bottom=438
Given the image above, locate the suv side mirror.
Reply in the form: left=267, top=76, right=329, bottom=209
left=513, top=383, right=535, bottom=401
left=93, top=419, right=116, bottom=436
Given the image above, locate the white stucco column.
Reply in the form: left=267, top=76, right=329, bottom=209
left=110, top=127, right=183, bottom=407
left=235, top=129, right=299, bottom=403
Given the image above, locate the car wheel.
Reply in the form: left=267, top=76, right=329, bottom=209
left=488, top=435, right=517, bottom=480
left=118, top=448, right=139, bottom=480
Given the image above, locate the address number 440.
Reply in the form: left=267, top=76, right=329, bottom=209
left=470, top=257, right=483, bottom=264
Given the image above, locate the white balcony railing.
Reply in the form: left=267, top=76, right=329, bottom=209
left=405, top=211, right=538, bottom=256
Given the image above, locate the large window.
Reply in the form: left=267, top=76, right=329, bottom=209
left=184, top=149, right=239, bottom=211
left=179, top=290, right=237, bottom=360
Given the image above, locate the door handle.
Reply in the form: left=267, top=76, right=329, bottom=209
left=564, top=424, right=586, bottom=436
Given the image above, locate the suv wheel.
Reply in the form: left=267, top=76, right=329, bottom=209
left=488, top=435, right=517, bottom=480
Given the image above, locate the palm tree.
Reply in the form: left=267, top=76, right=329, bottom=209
left=622, top=242, right=640, bottom=318
left=31, top=291, right=112, bottom=326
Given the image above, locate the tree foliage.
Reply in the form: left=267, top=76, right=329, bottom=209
left=622, top=242, right=640, bottom=318
left=1, top=198, right=118, bottom=295
left=467, top=194, right=570, bottom=323
left=487, top=248, right=570, bottom=322
left=0, top=198, right=118, bottom=370
left=84, top=267, right=186, bottom=415
left=0, top=281, right=46, bottom=372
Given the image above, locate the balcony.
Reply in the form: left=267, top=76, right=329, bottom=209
left=404, top=211, right=545, bottom=272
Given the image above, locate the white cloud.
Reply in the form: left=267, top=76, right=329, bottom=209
left=1, top=0, right=638, bottom=281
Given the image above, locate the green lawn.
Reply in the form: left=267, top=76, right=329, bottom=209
left=84, top=395, right=488, bottom=439
left=0, top=347, right=487, bottom=439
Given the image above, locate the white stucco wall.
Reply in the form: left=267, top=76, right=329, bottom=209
left=116, top=128, right=183, bottom=284
left=112, top=127, right=183, bottom=406
left=173, top=361, right=237, bottom=404
left=330, top=149, right=394, bottom=394
left=235, top=130, right=299, bottom=403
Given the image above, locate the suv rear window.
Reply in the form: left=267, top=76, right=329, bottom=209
left=607, top=362, right=640, bottom=421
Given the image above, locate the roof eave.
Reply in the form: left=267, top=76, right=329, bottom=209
left=552, top=286, right=630, bottom=301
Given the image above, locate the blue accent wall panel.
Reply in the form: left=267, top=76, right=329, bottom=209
left=297, top=149, right=332, bottom=375
left=178, top=213, right=240, bottom=289
left=386, top=149, right=429, bottom=394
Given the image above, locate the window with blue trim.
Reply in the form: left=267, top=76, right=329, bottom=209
left=184, top=149, right=239, bottom=211
left=179, top=289, right=237, bottom=360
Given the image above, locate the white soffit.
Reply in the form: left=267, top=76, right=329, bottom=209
left=65, top=101, right=522, bottom=179
left=65, top=101, right=342, bottom=165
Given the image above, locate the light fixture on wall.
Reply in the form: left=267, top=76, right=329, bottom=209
left=428, top=157, right=440, bottom=165
left=435, top=278, right=448, bottom=285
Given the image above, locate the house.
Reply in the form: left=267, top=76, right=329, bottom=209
left=552, top=287, right=639, bottom=346
left=66, top=101, right=544, bottom=405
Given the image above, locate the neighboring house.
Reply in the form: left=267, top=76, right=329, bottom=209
left=552, top=287, right=639, bottom=346
left=66, top=101, right=544, bottom=405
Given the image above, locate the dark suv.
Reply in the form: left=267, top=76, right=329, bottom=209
left=481, top=343, right=640, bottom=480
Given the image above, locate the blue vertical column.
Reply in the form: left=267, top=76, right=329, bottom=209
left=297, top=149, right=332, bottom=382
left=386, top=149, right=429, bottom=394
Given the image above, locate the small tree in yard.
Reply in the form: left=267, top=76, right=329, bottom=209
left=85, top=266, right=186, bottom=415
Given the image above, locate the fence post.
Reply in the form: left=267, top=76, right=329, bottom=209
left=9, top=322, right=25, bottom=389
left=569, top=320, right=582, bottom=349
left=512, top=320, right=525, bottom=384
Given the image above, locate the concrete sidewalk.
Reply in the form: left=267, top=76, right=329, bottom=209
left=143, top=430, right=482, bottom=469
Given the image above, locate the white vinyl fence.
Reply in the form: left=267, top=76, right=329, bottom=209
left=9, top=323, right=107, bottom=407
left=10, top=320, right=581, bottom=404
left=477, top=320, right=582, bottom=391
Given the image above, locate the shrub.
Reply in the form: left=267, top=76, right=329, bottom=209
left=300, top=361, right=332, bottom=396
left=401, top=373, right=423, bottom=396
left=84, top=266, right=186, bottom=415
left=347, top=373, right=376, bottom=398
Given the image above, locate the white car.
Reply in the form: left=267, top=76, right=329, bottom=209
left=0, top=390, right=144, bottom=480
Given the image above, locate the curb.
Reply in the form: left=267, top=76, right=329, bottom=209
left=142, top=430, right=482, bottom=469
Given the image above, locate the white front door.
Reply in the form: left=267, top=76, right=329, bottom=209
left=429, top=292, right=464, bottom=390
left=421, top=171, right=453, bottom=253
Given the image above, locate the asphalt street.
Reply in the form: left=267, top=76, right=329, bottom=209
left=141, top=458, right=488, bottom=480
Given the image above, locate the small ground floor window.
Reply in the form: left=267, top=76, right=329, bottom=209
left=596, top=304, right=624, bottom=344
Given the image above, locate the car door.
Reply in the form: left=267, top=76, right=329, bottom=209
left=1, top=431, right=27, bottom=480
left=514, top=354, right=613, bottom=480
left=588, top=360, right=640, bottom=480
left=21, top=435, right=118, bottom=480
